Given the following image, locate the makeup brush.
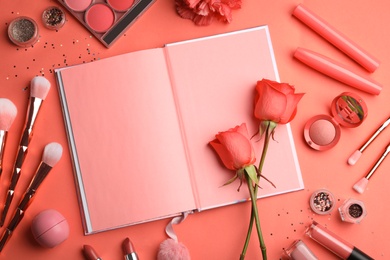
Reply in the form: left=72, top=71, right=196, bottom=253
left=0, top=98, right=17, bottom=176
left=353, top=142, right=390, bottom=194
left=0, top=76, right=51, bottom=227
left=348, top=116, right=390, bottom=165
left=0, top=142, right=62, bottom=252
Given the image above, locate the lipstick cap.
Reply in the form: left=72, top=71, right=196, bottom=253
left=284, top=240, right=318, bottom=260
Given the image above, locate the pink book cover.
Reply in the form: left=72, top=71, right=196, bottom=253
left=55, top=26, right=304, bottom=235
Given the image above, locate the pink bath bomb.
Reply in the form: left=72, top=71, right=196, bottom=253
left=31, top=209, right=69, bottom=248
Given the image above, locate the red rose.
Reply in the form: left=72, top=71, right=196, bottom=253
left=209, top=123, right=255, bottom=171
left=175, top=0, right=242, bottom=26
left=254, top=79, right=304, bottom=124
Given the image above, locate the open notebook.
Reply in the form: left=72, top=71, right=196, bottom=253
left=55, top=26, right=304, bottom=235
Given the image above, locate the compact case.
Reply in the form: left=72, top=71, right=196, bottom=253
left=304, top=92, right=367, bottom=151
left=58, top=0, right=155, bottom=47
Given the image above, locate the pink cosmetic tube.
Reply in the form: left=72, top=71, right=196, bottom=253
left=294, top=47, right=382, bottom=95
left=306, top=221, right=373, bottom=260
left=292, top=4, right=380, bottom=72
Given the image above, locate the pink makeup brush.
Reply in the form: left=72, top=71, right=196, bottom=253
left=0, top=76, right=51, bottom=227
left=0, top=98, right=17, bottom=176
left=353, top=143, right=390, bottom=194
left=348, top=116, right=390, bottom=165
left=0, top=142, right=62, bottom=252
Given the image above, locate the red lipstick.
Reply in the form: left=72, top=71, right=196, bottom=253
left=83, top=244, right=103, bottom=260
left=122, top=237, right=139, bottom=260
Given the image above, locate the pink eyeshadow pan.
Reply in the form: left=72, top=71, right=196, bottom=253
left=107, top=0, right=135, bottom=12
left=85, top=4, right=115, bottom=33
left=64, top=0, right=93, bottom=12
left=309, top=119, right=336, bottom=146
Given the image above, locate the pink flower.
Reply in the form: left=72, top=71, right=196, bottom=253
left=175, top=0, right=242, bottom=26
left=254, top=79, right=304, bottom=124
left=209, top=123, right=255, bottom=171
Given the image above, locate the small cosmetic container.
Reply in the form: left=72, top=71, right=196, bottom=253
left=8, top=16, right=39, bottom=47
left=309, top=189, right=335, bottom=215
left=304, top=92, right=367, bottom=151
left=284, top=240, right=318, bottom=260
left=42, top=6, right=66, bottom=30
left=338, top=198, right=367, bottom=224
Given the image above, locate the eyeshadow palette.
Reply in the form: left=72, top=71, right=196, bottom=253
left=58, top=0, right=155, bottom=48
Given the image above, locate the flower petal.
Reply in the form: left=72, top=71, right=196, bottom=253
left=255, top=82, right=288, bottom=122
left=216, top=131, right=256, bottom=169
left=209, top=140, right=235, bottom=170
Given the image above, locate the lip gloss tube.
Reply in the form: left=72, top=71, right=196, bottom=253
left=306, top=221, right=374, bottom=260
left=292, top=4, right=380, bottom=72
left=294, top=47, right=382, bottom=95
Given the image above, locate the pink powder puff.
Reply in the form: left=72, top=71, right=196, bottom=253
left=157, top=239, right=191, bottom=260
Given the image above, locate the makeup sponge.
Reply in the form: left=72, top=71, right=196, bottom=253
left=31, top=209, right=69, bottom=248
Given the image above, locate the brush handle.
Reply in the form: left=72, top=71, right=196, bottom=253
left=0, top=145, right=27, bottom=227
left=21, top=97, right=43, bottom=146
left=366, top=144, right=390, bottom=179
left=0, top=163, right=52, bottom=251
left=0, top=131, right=7, bottom=176
left=359, top=117, right=390, bottom=152
left=0, top=208, right=23, bottom=252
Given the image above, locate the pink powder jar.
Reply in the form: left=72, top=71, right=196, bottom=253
left=304, top=92, right=367, bottom=151
left=8, top=16, right=39, bottom=47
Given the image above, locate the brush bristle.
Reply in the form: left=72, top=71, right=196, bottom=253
left=353, top=178, right=368, bottom=194
left=348, top=150, right=362, bottom=166
left=30, top=76, right=51, bottom=100
left=0, top=98, right=17, bottom=131
left=42, top=142, right=63, bottom=167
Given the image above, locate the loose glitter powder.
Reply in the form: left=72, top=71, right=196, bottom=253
left=42, top=6, right=66, bottom=29
left=338, top=198, right=367, bottom=224
left=309, top=189, right=335, bottom=215
left=8, top=16, right=39, bottom=47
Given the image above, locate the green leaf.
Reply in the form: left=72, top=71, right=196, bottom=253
left=244, top=165, right=258, bottom=184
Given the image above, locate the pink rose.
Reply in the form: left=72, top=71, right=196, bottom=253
left=254, top=79, right=304, bottom=124
left=175, top=0, right=242, bottom=26
left=209, top=123, right=255, bottom=171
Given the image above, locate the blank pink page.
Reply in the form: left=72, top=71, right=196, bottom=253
left=165, top=26, right=304, bottom=210
left=57, top=48, right=196, bottom=234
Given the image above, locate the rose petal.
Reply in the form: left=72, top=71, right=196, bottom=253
left=216, top=131, right=256, bottom=169
left=209, top=140, right=236, bottom=170
left=279, top=93, right=304, bottom=123
left=255, top=82, right=288, bottom=122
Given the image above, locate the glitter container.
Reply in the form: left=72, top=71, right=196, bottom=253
left=338, top=198, right=367, bottom=224
left=8, top=16, right=39, bottom=47
left=42, top=6, right=66, bottom=30
left=309, top=189, right=335, bottom=215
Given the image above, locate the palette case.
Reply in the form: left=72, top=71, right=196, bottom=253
left=58, top=0, right=155, bottom=47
